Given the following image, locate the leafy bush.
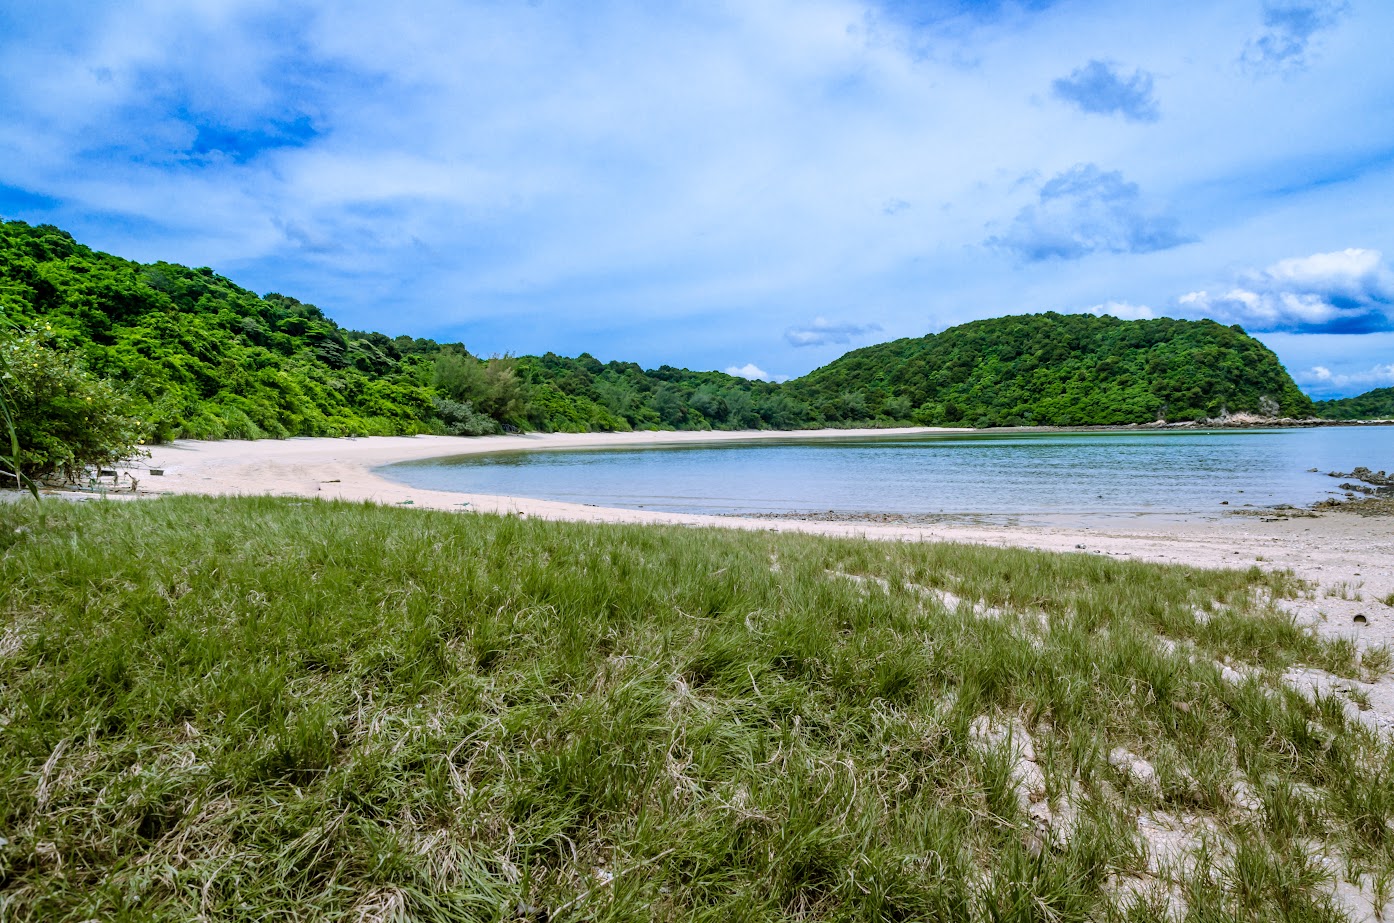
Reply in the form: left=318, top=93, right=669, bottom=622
left=0, top=329, right=146, bottom=483
left=432, top=396, right=500, bottom=436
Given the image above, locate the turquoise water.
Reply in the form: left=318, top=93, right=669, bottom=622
left=381, top=427, right=1394, bottom=520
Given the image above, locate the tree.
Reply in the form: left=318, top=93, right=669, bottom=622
left=0, top=316, right=36, bottom=496
left=478, top=357, right=528, bottom=423
left=1, top=328, right=146, bottom=485
left=432, top=350, right=488, bottom=403
left=688, top=385, right=728, bottom=424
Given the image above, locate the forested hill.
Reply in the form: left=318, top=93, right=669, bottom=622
left=788, top=313, right=1314, bottom=427
left=2, top=220, right=1321, bottom=440
left=0, top=220, right=793, bottom=439
left=1314, top=387, right=1394, bottom=420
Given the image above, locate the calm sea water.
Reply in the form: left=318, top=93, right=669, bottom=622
left=381, top=427, right=1394, bottom=521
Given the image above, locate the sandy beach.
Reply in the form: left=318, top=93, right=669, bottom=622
left=121, top=429, right=1390, bottom=638
left=114, top=426, right=1394, bottom=760
left=66, top=430, right=1394, bottom=917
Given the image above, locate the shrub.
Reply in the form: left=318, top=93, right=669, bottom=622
left=0, top=329, right=147, bottom=484
left=432, top=396, right=500, bottom=436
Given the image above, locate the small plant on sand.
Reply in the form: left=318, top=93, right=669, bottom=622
left=1325, top=581, right=1363, bottom=602
left=1361, top=644, right=1393, bottom=680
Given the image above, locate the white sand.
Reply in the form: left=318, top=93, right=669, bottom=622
left=126, top=429, right=1393, bottom=652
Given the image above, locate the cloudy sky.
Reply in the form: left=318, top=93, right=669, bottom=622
left=2, top=0, right=1392, bottom=396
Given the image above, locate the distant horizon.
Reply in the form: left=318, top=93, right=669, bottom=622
left=2, top=1, right=1392, bottom=397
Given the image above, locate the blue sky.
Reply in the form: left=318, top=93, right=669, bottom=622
left=1, top=0, right=1392, bottom=396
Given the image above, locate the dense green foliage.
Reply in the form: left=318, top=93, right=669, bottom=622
left=789, top=313, right=1316, bottom=427
left=2, top=496, right=1389, bottom=920
left=0, top=221, right=443, bottom=440
left=514, top=352, right=803, bottom=432
left=2, top=220, right=1332, bottom=446
left=1315, top=387, right=1394, bottom=421
left=0, top=328, right=145, bottom=483
left=0, top=221, right=799, bottom=440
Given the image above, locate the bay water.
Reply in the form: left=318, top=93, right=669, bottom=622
left=381, top=426, right=1394, bottom=522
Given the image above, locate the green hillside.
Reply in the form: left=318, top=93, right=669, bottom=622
left=1314, top=387, right=1394, bottom=420
left=0, top=220, right=792, bottom=440
left=0, top=221, right=439, bottom=440
left=789, top=313, right=1315, bottom=427
left=2, top=220, right=1328, bottom=450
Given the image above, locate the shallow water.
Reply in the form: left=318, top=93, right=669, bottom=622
left=382, top=426, right=1394, bottom=521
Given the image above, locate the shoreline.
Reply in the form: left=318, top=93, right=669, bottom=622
left=109, top=429, right=1390, bottom=646
left=15, top=426, right=1384, bottom=743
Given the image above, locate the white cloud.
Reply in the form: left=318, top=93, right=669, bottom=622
left=1051, top=60, right=1160, bottom=122
left=1085, top=300, right=1156, bottom=320
left=1177, top=248, right=1394, bottom=333
left=1242, top=0, right=1349, bottom=74
left=785, top=317, right=884, bottom=348
left=726, top=363, right=786, bottom=382
left=988, top=164, right=1190, bottom=262
left=1296, top=363, right=1394, bottom=389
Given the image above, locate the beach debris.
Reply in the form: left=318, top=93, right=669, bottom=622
left=148, top=468, right=164, bottom=476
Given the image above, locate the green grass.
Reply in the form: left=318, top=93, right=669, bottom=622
left=1, top=496, right=1390, bottom=921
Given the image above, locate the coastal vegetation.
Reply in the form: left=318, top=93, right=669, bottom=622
left=0, top=325, right=145, bottom=485
left=1, top=496, right=1389, bottom=920
left=788, top=313, right=1314, bottom=428
left=1, top=220, right=1334, bottom=455
left=0, top=221, right=793, bottom=442
left=1316, top=388, right=1394, bottom=421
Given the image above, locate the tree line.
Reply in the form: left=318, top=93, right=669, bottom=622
left=2, top=219, right=1353, bottom=482
left=1313, top=388, right=1394, bottom=421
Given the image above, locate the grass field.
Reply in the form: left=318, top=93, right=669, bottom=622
left=1, top=496, right=1391, bottom=921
